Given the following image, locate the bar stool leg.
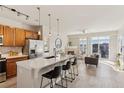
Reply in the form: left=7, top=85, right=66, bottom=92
left=55, top=78, right=57, bottom=85
left=50, top=79, right=53, bottom=88
left=73, top=66, right=75, bottom=80
left=61, top=75, right=64, bottom=87
left=65, top=70, right=68, bottom=88
left=70, top=67, right=74, bottom=80
left=76, top=64, right=79, bottom=76
left=68, top=68, right=73, bottom=82
left=40, top=76, right=44, bottom=88
left=61, top=70, right=64, bottom=87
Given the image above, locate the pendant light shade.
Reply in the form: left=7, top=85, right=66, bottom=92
left=37, top=7, right=41, bottom=39
left=48, top=14, right=52, bottom=37
left=57, top=18, right=59, bottom=36
left=55, top=18, right=62, bottom=49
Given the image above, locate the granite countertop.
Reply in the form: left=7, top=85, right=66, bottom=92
left=16, top=55, right=75, bottom=70
left=6, top=55, right=28, bottom=59
left=16, top=55, right=75, bottom=81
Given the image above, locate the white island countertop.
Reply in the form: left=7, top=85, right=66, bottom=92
left=16, top=55, right=74, bottom=70
left=16, top=55, right=75, bottom=88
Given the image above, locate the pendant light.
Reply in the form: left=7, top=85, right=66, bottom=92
left=48, top=14, right=52, bottom=37
left=57, top=18, right=59, bottom=36
left=55, top=18, right=62, bottom=49
left=37, top=7, right=41, bottom=36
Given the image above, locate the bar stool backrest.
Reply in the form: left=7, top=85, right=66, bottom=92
left=73, top=57, right=77, bottom=65
left=52, top=66, right=62, bottom=78
left=66, top=61, right=71, bottom=69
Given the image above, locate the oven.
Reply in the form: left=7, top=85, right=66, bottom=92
left=0, top=35, right=3, bottom=45
left=0, top=58, right=6, bottom=83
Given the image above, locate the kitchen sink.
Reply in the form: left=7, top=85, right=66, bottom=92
left=44, top=56, right=55, bottom=59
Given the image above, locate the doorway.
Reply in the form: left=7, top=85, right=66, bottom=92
left=91, top=36, right=109, bottom=59
left=79, top=39, right=87, bottom=55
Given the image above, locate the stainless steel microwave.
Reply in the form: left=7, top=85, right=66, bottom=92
left=0, top=35, right=3, bottom=45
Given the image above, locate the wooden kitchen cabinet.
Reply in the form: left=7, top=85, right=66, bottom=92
left=25, top=30, right=32, bottom=38
left=33, top=32, right=39, bottom=39
left=3, top=26, right=15, bottom=46
left=25, top=30, right=38, bottom=40
left=0, top=25, right=4, bottom=35
left=6, top=56, right=28, bottom=78
left=1, top=23, right=40, bottom=47
left=3, top=27, right=25, bottom=47
left=15, top=28, right=25, bottom=46
left=6, top=60, right=17, bottom=78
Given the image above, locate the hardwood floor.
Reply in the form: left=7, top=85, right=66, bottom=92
left=1, top=59, right=124, bottom=88
left=0, top=77, right=16, bottom=88
left=68, top=60, right=124, bottom=88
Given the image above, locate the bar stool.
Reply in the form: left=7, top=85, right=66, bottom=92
left=62, top=61, right=73, bottom=88
left=71, top=57, right=78, bottom=80
left=40, top=66, right=63, bottom=88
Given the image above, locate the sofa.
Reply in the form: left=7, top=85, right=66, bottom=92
left=85, top=55, right=99, bottom=67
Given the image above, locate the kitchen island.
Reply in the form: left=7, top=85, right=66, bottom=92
left=16, top=55, right=75, bottom=88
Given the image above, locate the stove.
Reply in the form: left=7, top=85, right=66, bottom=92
left=0, top=58, right=6, bottom=83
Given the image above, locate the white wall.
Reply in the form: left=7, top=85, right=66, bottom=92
left=68, top=31, right=118, bottom=61
left=118, top=26, right=124, bottom=54
left=0, top=16, right=36, bottom=31
left=42, top=25, right=68, bottom=55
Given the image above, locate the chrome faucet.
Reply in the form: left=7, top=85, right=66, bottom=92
left=53, top=48, right=57, bottom=58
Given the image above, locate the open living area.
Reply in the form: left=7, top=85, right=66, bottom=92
left=0, top=5, right=124, bottom=88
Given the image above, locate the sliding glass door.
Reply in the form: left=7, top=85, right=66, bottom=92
left=91, top=36, right=109, bottom=59
left=99, top=37, right=109, bottom=58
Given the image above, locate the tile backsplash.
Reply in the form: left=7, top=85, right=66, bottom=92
left=0, top=47, right=22, bottom=57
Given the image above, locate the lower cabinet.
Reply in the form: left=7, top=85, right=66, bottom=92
left=6, top=60, right=16, bottom=78
left=6, top=56, right=28, bottom=78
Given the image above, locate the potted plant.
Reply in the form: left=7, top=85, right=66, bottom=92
left=116, top=53, right=121, bottom=67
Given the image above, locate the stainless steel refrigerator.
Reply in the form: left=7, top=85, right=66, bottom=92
left=23, top=39, right=44, bottom=59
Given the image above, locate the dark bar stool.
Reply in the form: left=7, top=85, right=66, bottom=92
left=71, top=57, right=78, bottom=80
left=62, top=61, right=73, bottom=88
left=40, top=66, right=63, bottom=88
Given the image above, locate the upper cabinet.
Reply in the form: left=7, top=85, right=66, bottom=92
left=15, top=28, right=25, bottom=46
left=3, top=26, right=15, bottom=46
left=3, top=26, right=26, bottom=47
left=33, top=32, right=39, bottom=40
left=25, top=30, right=39, bottom=40
left=0, top=25, right=4, bottom=35
left=1, top=24, right=40, bottom=47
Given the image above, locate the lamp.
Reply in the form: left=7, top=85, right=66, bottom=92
left=57, top=18, right=59, bottom=36
left=48, top=14, right=52, bottom=37
left=37, top=7, right=42, bottom=40
left=55, top=18, right=62, bottom=49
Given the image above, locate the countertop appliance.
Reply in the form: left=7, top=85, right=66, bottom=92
left=0, top=35, right=3, bottom=45
left=0, top=58, right=6, bottom=83
left=23, top=39, right=44, bottom=59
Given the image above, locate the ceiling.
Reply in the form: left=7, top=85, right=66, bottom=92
left=0, top=5, right=124, bottom=34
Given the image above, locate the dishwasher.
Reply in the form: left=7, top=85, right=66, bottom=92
left=0, top=58, right=6, bottom=83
